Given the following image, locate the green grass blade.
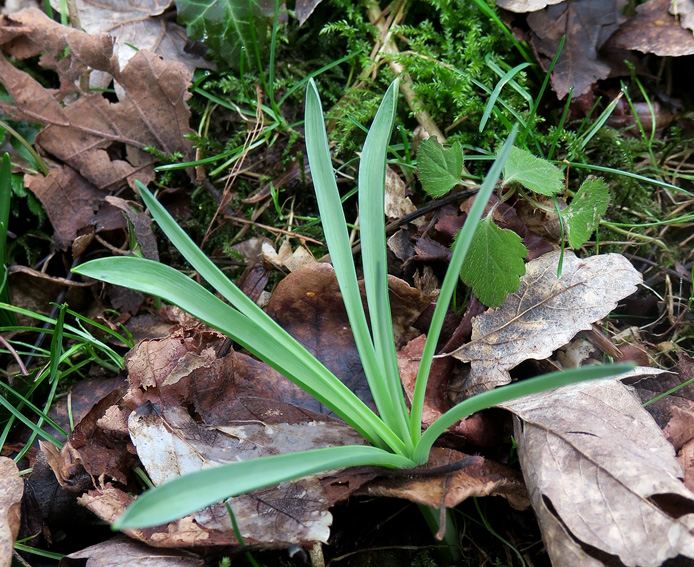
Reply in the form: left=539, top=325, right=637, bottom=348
left=358, top=79, right=412, bottom=445
left=413, top=363, right=635, bottom=463
left=0, top=153, right=17, bottom=327
left=304, top=79, right=396, bottom=427
left=480, top=62, right=532, bottom=133
left=72, top=257, right=405, bottom=453
left=409, top=125, right=519, bottom=443
left=113, top=445, right=416, bottom=529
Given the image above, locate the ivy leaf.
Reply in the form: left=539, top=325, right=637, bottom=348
left=502, top=146, right=563, bottom=195
left=457, top=213, right=528, bottom=307
left=563, top=176, right=610, bottom=248
left=417, top=138, right=464, bottom=197
left=175, top=0, right=275, bottom=69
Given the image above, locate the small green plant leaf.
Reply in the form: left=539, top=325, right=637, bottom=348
left=457, top=214, right=528, bottom=307
left=174, top=0, right=274, bottom=69
left=563, top=176, right=610, bottom=248
left=417, top=138, right=464, bottom=197
left=502, top=146, right=563, bottom=195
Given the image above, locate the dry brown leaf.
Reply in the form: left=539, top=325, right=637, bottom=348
left=607, top=0, right=694, bottom=56
left=0, top=8, right=194, bottom=192
left=296, top=0, right=324, bottom=25
left=48, top=0, right=213, bottom=82
left=24, top=167, right=103, bottom=251
left=66, top=535, right=204, bottom=567
left=502, top=379, right=694, bottom=566
left=451, top=251, right=642, bottom=396
left=266, top=263, right=431, bottom=412
left=354, top=447, right=529, bottom=512
left=526, top=0, right=626, bottom=99
left=0, top=458, right=22, bottom=567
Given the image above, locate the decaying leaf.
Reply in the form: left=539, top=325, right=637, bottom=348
left=0, top=458, right=23, bottom=567
left=266, top=262, right=432, bottom=412
left=0, top=8, right=194, bottom=192
left=384, top=166, right=417, bottom=221
left=128, top=403, right=357, bottom=544
left=352, top=447, right=529, bottom=534
left=526, top=0, right=626, bottom=98
left=296, top=0, right=323, bottom=25
left=66, top=536, right=204, bottom=566
left=48, top=0, right=213, bottom=81
left=451, top=250, right=642, bottom=395
left=608, top=0, right=694, bottom=56
left=502, top=379, right=694, bottom=566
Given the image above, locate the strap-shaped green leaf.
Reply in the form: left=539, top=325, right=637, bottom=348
left=114, top=445, right=416, bottom=529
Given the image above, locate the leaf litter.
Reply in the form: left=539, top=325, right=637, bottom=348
left=450, top=250, right=643, bottom=395
left=2, top=3, right=693, bottom=565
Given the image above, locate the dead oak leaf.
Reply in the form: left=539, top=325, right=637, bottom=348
left=526, top=0, right=626, bottom=99
left=451, top=251, right=642, bottom=396
left=502, top=379, right=694, bottom=566
left=0, top=8, right=194, bottom=191
left=48, top=0, right=214, bottom=85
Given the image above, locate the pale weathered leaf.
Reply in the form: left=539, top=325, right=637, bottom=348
left=128, top=403, right=364, bottom=544
left=451, top=251, right=642, bottom=395
left=496, top=0, right=564, bottom=12
left=0, top=458, right=23, bottom=567
left=66, top=535, right=204, bottom=567
left=501, top=379, right=694, bottom=567
left=671, top=0, right=694, bottom=31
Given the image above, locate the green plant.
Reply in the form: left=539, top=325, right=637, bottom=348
left=73, top=79, right=632, bottom=530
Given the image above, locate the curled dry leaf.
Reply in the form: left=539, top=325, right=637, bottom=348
left=526, top=0, right=626, bottom=99
left=501, top=379, right=694, bottom=566
left=0, top=458, right=23, bottom=567
left=451, top=251, right=642, bottom=396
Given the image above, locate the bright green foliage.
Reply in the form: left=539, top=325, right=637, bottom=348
left=503, top=146, right=563, bottom=195
left=72, top=83, right=632, bottom=531
left=175, top=0, right=275, bottom=69
left=457, top=213, right=528, bottom=307
left=563, top=177, right=610, bottom=249
left=417, top=138, right=464, bottom=197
